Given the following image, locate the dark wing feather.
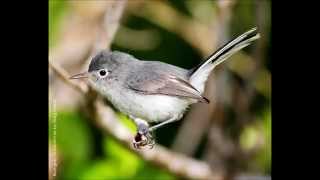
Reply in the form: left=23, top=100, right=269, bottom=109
left=127, top=72, right=209, bottom=103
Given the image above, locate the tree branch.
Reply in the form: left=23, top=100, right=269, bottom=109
left=49, top=59, right=87, bottom=94
left=82, top=0, right=127, bottom=69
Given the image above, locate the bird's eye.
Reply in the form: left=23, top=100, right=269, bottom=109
left=98, top=69, right=107, bottom=77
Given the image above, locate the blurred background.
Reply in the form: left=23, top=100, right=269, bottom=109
left=49, top=0, right=271, bottom=179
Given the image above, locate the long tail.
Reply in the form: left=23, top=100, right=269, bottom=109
left=188, top=27, right=260, bottom=93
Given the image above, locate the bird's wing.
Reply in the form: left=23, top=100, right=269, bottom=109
left=126, top=72, right=209, bottom=103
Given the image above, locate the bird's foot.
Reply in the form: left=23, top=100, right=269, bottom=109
left=132, top=129, right=155, bottom=149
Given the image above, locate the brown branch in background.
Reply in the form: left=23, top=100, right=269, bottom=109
left=49, top=60, right=87, bottom=94
left=97, top=0, right=126, bottom=52
left=170, top=0, right=221, bottom=155
left=172, top=0, right=235, bottom=162
left=228, top=0, right=271, bottom=169
left=82, top=0, right=127, bottom=69
left=129, top=0, right=215, bottom=56
left=202, top=1, right=238, bottom=178
left=172, top=76, right=218, bottom=155
left=49, top=0, right=127, bottom=108
left=49, top=1, right=108, bottom=108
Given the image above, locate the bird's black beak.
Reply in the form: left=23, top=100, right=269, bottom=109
left=69, top=72, right=88, bottom=79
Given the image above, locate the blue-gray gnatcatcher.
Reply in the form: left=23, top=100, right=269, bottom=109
left=70, top=28, right=260, bottom=148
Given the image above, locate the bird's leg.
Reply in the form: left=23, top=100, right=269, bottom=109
left=130, top=116, right=155, bottom=149
left=130, top=115, right=181, bottom=149
left=149, top=115, right=180, bottom=132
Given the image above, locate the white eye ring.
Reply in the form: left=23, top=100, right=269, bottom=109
left=98, top=69, right=108, bottom=78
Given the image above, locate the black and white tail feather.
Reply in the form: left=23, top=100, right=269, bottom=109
left=189, top=28, right=260, bottom=93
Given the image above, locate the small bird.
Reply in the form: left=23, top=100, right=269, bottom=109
left=70, top=28, right=260, bottom=149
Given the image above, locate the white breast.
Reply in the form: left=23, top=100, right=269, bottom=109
left=90, top=80, right=193, bottom=123
left=126, top=93, right=191, bottom=122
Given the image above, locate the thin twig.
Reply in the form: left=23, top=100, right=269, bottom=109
left=49, top=60, right=87, bottom=94
left=82, top=0, right=127, bottom=70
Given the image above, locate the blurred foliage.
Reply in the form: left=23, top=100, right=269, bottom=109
left=117, top=113, right=136, bottom=133
left=240, top=107, right=271, bottom=173
left=49, top=111, right=93, bottom=179
left=258, top=108, right=271, bottom=174
left=81, top=138, right=174, bottom=179
left=49, top=110, right=175, bottom=179
left=114, top=15, right=200, bottom=70
left=49, top=0, right=271, bottom=179
left=49, top=0, right=68, bottom=48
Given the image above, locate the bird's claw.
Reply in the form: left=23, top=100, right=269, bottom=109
left=133, top=131, right=155, bottom=149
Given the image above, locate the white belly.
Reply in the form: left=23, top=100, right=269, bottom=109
left=91, top=81, right=193, bottom=122
left=123, top=93, right=191, bottom=122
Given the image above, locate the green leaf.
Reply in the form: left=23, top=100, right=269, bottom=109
left=133, top=162, right=175, bottom=180
left=103, top=138, right=141, bottom=175
left=51, top=111, right=93, bottom=179
left=257, top=107, right=271, bottom=173
left=117, top=113, right=136, bottom=133
left=80, top=160, right=126, bottom=179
